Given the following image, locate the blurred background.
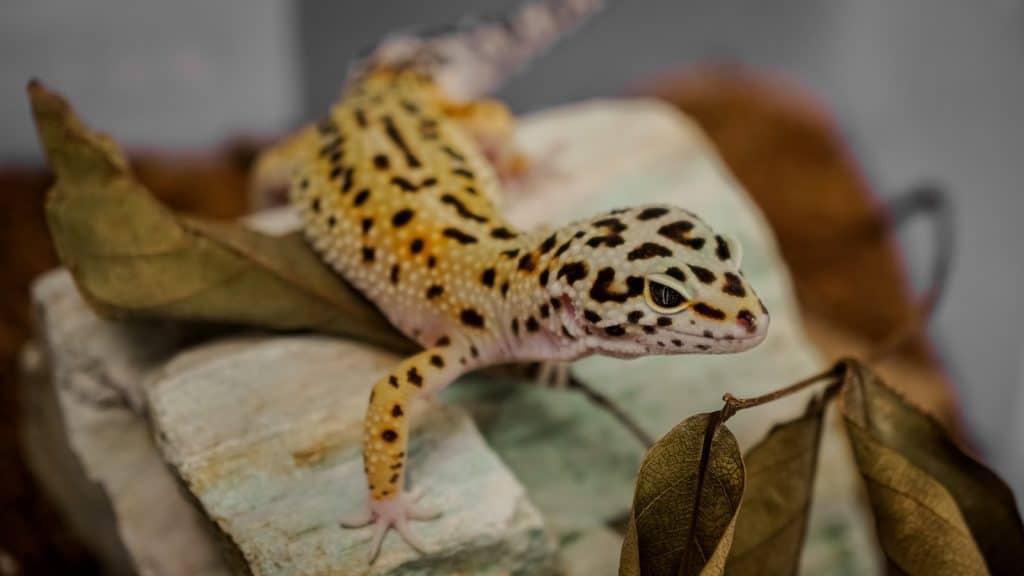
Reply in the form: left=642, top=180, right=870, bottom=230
left=2, top=0, right=1023, bottom=572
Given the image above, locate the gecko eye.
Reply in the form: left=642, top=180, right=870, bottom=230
left=644, top=274, right=691, bottom=314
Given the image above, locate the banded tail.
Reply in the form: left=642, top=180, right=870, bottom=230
left=348, top=0, right=607, bottom=101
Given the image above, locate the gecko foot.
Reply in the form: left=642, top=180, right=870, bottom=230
left=341, top=490, right=442, bottom=564
left=533, top=361, right=572, bottom=389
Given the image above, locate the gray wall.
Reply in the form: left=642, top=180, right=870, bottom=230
left=0, top=0, right=300, bottom=160
left=4, top=1, right=1023, bottom=493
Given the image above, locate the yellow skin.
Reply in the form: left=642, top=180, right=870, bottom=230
left=258, top=67, right=769, bottom=561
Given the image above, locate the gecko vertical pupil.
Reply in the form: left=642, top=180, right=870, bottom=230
left=649, top=281, right=683, bottom=308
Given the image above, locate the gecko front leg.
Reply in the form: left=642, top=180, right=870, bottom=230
left=341, top=345, right=469, bottom=563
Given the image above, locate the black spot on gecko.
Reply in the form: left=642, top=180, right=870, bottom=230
left=353, top=188, right=370, bottom=207
left=723, top=272, right=746, bottom=297
left=481, top=268, right=496, bottom=287
left=627, top=310, right=644, bottom=323
left=410, top=238, right=424, bottom=254
left=389, top=473, right=399, bottom=484
left=435, top=336, right=451, bottom=347
left=511, top=318, right=519, bottom=336
left=443, top=228, right=478, bottom=244
left=642, top=325, right=656, bottom=334
left=442, top=145, right=465, bottom=162
left=470, top=345, right=479, bottom=358
left=491, top=227, right=518, bottom=240
left=390, top=264, right=400, bottom=284
left=586, top=235, right=625, bottom=248
left=381, top=429, right=398, bottom=442
left=441, top=194, right=489, bottom=223
left=590, top=268, right=644, bottom=303
left=688, top=265, right=716, bottom=284
left=310, top=197, right=320, bottom=213
left=539, top=303, right=550, bottom=318
left=452, top=167, right=475, bottom=179
left=388, top=375, right=399, bottom=388
left=627, top=242, right=673, bottom=260
left=361, top=247, right=375, bottom=263
left=361, top=218, right=373, bottom=234
left=329, top=150, right=342, bottom=164
left=354, top=108, right=368, bottom=128
left=391, top=176, right=418, bottom=192
left=637, top=207, right=669, bottom=221
left=430, top=355, right=445, bottom=368
left=672, top=339, right=683, bottom=346
left=550, top=297, right=562, bottom=310
left=500, top=281, right=510, bottom=297
left=391, top=404, right=404, bottom=418
left=538, top=233, right=558, bottom=255
left=460, top=309, right=486, bottom=328
left=518, top=253, right=536, bottom=272
left=693, top=303, right=727, bottom=320
left=407, top=367, right=423, bottom=387
left=427, top=255, right=437, bottom=268
left=426, top=285, right=444, bottom=299
left=593, top=217, right=628, bottom=233
left=464, top=186, right=478, bottom=196
left=556, top=262, right=588, bottom=285
left=554, top=239, right=574, bottom=258
left=383, top=116, right=422, bottom=168
left=392, top=209, right=414, bottom=227
left=341, top=167, right=355, bottom=193
left=658, top=221, right=705, bottom=250
left=715, top=235, right=731, bottom=261
left=329, top=166, right=342, bottom=181
left=373, top=154, right=390, bottom=170
left=657, top=317, right=672, bottom=327
left=327, top=215, right=337, bottom=228
left=525, top=317, right=540, bottom=332
left=400, top=99, right=419, bottom=114
left=538, top=269, right=549, bottom=287
left=584, top=310, right=601, bottom=323
left=605, top=325, right=626, bottom=336
left=665, top=267, right=686, bottom=282
left=501, top=248, right=520, bottom=259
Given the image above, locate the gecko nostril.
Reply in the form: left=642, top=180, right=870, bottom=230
left=736, top=309, right=757, bottom=334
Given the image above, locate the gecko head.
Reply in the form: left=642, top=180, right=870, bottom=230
left=551, top=204, right=769, bottom=358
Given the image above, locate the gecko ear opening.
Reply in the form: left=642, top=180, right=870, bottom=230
left=644, top=274, right=692, bottom=314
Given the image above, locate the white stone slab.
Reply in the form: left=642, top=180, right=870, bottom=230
left=148, top=336, right=557, bottom=575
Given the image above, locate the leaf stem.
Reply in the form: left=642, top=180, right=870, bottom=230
left=721, top=363, right=845, bottom=423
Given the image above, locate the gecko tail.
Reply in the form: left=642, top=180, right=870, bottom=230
left=349, top=0, right=608, bottom=101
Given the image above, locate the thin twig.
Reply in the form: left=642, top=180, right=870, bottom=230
left=567, top=374, right=656, bottom=448
left=721, top=364, right=846, bottom=423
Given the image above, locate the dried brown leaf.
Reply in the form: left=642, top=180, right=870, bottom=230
left=726, top=389, right=833, bottom=575
left=28, top=80, right=414, bottom=353
left=839, top=359, right=1024, bottom=574
left=619, top=412, right=744, bottom=576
